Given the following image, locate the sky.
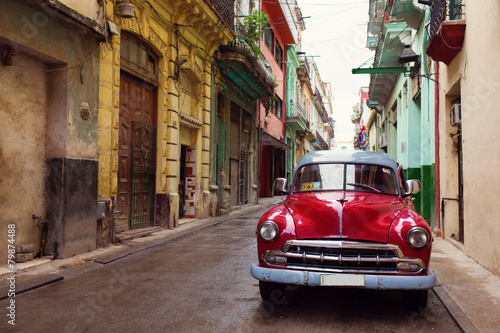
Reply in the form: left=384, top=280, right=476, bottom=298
left=296, top=0, right=374, bottom=139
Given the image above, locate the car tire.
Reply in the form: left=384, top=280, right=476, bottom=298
left=259, top=281, right=287, bottom=305
left=403, top=290, right=428, bottom=310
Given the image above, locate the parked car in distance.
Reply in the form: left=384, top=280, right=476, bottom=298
left=251, top=150, right=435, bottom=309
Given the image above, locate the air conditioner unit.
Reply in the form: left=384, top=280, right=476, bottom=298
left=379, top=132, right=388, bottom=148
left=451, top=104, right=461, bottom=127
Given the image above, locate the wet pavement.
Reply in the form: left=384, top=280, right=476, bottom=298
left=0, top=197, right=498, bottom=332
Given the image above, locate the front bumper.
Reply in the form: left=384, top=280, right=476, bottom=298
left=250, top=263, right=436, bottom=290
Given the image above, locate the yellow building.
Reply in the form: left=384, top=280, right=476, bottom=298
left=97, top=0, right=233, bottom=242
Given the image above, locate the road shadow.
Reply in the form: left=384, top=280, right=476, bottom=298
left=250, top=286, right=459, bottom=333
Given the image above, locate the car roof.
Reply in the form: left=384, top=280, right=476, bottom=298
left=295, top=150, right=398, bottom=170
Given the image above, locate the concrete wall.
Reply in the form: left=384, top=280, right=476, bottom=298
left=438, top=0, right=500, bottom=275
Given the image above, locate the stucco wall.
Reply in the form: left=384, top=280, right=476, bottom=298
left=460, top=1, right=500, bottom=275
left=438, top=1, right=500, bottom=275
left=98, top=0, right=232, bottom=229
left=0, top=0, right=102, bottom=261
left=0, top=54, right=47, bottom=262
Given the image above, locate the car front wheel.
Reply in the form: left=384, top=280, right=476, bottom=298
left=259, top=281, right=287, bottom=305
left=403, top=290, right=429, bottom=310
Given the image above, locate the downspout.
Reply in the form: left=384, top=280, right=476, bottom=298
left=434, top=61, right=442, bottom=238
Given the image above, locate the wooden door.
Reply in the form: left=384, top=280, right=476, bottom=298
left=118, top=72, right=157, bottom=230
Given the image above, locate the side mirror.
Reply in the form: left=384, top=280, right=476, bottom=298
left=273, top=178, right=290, bottom=194
left=404, top=179, right=422, bottom=197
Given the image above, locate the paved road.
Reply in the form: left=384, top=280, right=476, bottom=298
left=1, top=206, right=460, bottom=332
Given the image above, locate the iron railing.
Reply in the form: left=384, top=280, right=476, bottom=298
left=203, top=0, right=234, bottom=32
left=130, top=122, right=156, bottom=229
left=429, top=0, right=464, bottom=37
left=315, top=131, right=329, bottom=150
left=218, top=37, right=276, bottom=94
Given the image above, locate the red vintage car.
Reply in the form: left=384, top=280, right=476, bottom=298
left=251, top=151, right=435, bottom=309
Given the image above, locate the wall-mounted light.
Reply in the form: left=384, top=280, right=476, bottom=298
left=399, top=44, right=419, bottom=77
left=118, top=0, right=135, bottom=19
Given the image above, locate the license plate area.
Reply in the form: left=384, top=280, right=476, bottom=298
left=320, top=274, right=365, bottom=287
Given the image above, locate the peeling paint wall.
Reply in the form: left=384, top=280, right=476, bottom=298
left=0, top=0, right=102, bottom=263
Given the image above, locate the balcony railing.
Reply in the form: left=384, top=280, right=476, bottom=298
left=315, top=131, right=329, bottom=150
left=429, top=0, right=464, bottom=37
left=203, top=0, right=235, bottom=32
left=288, top=103, right=306, bottom=121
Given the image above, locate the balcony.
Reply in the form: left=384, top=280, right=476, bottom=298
left=297, top=59, right=310, bottom=83
left=314, top=88, right=330, bottom=123
left=216, top=29, right=276, bottom=99
left=426, top=0, right=465, bottom=65
left=286, top=103, right=307, bottom=131
left=315, top=131, right=329, bottom=150
left=369, top=21, right=412, bottom=106
left=203, top=0, right=235, bottom=33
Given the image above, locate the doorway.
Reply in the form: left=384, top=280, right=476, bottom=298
left=117, top=72, right=157, bottom=230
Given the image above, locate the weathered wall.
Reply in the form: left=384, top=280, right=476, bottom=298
left=459, top=0, right=500, bottom=276
left=437, top=0, right=500, bottom=275
left=0, top=0, right=102, bottom=262
left=0, top=54, right=47, bottom=262
left=97, top=0, right=232, bottom=235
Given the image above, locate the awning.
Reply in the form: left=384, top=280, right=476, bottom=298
left=261, top=131, right=291, bottom=150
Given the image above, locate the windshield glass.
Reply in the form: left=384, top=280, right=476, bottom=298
left=293, top=163, right=398, bottom=195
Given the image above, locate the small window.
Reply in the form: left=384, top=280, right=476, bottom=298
left=275, top=42, right=283, bottom=64
left=263, top=25, right=274, bottom=52
left=274, top=96, right=283, bottom=119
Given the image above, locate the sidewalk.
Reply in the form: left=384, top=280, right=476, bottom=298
left=431, top=238, right=500, bottom=333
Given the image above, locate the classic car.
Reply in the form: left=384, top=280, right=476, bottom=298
left=251, top=150, right=435, bottom=309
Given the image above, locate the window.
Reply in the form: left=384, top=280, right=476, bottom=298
left=263, top=24, right=284, bottom=66
left=274, top=96, right=283, bottom=119
left=120, top=32, right=158, bottom=84
left=264, top=25, right=274, bottom=52
left=293, top=163, right=398, bottom=195
left=275, top=42, right=283, bottom=64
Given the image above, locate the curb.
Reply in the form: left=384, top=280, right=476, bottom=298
left=0, top=274, right=63, bottom=301
left=432, top=282, right=479, bottom=333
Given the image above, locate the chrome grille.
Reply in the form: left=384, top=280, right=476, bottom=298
left=264, top=240, right=414, bottom=274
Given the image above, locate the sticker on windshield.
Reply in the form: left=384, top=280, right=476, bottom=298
left=301, top=182, right=320, bottom=191
left=382, top=168, right=391, bottom=174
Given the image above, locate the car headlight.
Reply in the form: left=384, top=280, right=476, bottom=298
left=259, top=221, right=279, bottom=242
left=407, top=227, right=429, bottom=249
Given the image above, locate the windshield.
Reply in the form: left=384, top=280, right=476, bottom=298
left=292, top=163, right=399, bottom=196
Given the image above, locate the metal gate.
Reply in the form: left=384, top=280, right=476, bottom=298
left=239, top=113, right=252, bottom=204
left=130, top=121, right=156, bottom=229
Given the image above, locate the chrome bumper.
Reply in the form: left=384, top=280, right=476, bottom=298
left=250, top=263, right=436, bottom=290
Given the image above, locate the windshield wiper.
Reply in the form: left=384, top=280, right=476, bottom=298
left=346, top=183, right=381, bottom=194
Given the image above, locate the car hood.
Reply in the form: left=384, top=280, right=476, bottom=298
left=284, top=191, right=405, bottom=243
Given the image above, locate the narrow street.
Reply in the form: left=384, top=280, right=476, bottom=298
left=2, top=205, right=459, bottom=333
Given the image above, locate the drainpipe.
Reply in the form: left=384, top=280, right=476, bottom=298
left=434, top=61, right=442, bottom=238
